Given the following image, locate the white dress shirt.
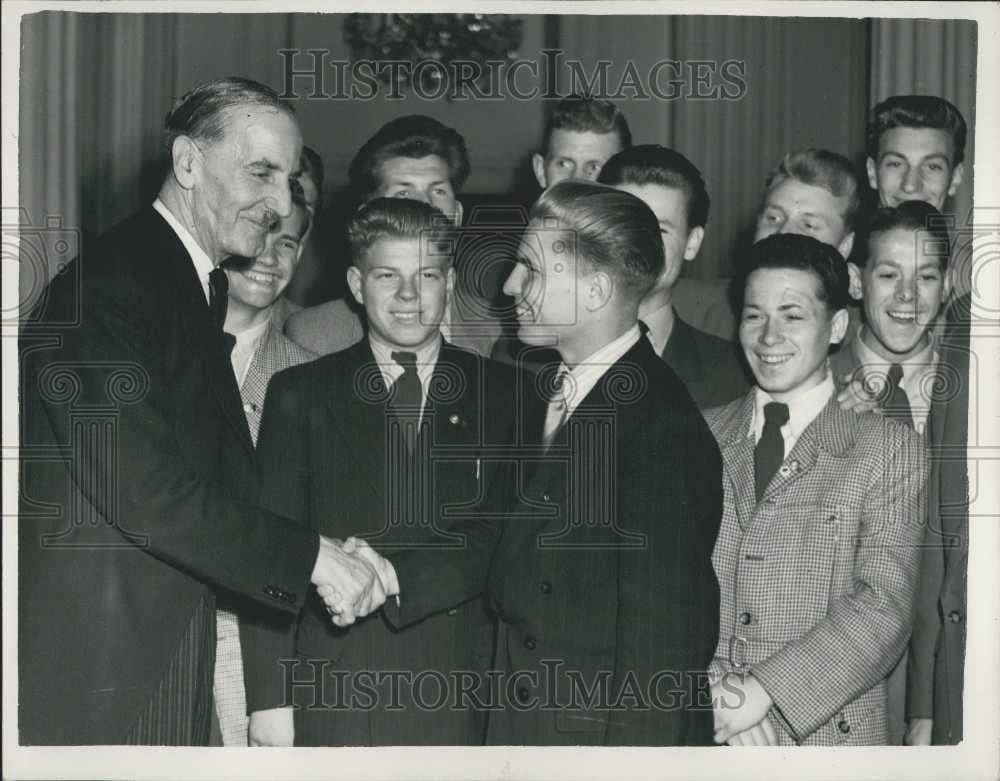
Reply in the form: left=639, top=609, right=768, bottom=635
left=544, top=325, right=642, bottom=442
left=853, top=326, right=938, bottom=435
left=152, top=198, right=215, bottom=304
left=229, top=318, right=269, bottom=389
left=751, top=372, right=835, bottom=456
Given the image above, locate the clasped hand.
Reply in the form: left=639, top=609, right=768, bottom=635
left=309, top=535, right=394, bottom=627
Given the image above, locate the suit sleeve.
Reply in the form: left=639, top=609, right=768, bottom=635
left=751, top=424, right=929, bottom=740
left=240, top=368, right=313, bottom=713
left=24, top=263, right=318, bottom=613
left=607, top=408, right=723, bottom=746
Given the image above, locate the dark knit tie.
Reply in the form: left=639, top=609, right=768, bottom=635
left=208, top=267, right=236, bottom=355
left=390, top=351, right=422, bottom=452
left=883, top=363, right=914, bottom=428
left=755, top=401, right=790, bottom=502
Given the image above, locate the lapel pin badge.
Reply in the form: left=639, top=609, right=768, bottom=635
left=449, top=413, right=461, bottom=426
left=778, top=464, right=792, bottom=478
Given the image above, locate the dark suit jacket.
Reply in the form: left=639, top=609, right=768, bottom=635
left=384, top=337, right=723, bottom=745
left=18, top=208, right=319, bottom=745
left=660, top=313, right=749, bottom=409
left=907, top=294, right=971, bottom=744
left=241, top=340, right=517, bottom=745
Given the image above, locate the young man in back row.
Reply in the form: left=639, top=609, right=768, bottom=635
left=598, top=144, right=749, bottom=408
left=285, top=115, right=503, bottom=358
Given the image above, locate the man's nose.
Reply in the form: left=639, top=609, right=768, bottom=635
left=895, top=278, right=916, bottom=302
left=502, top=266, right=523, bottom=298
left=255, top=247, right=278, bottom=267
left=902, top=166, right=921, bottom=193
left=760, top=318, right=782, bottom=345
left=397, top=275, right=418, bottom=300
left=409, top=191, right=431, bottom=206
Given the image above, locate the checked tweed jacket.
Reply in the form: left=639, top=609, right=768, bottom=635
left=704, top=390, right=928, bottom=745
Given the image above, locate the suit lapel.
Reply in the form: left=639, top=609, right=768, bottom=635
left=152, top=208, right=254, bottom=454
left=326, top=342, right=391, bottom=500
left=761, top=395, right=856, bottom=503
left=661, top=314, right=703, bottom=384
left=718, top=393, right=757, bottom=528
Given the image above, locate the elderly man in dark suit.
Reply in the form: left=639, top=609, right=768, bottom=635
left=242, top=198, right=516, bottom=746
left=346, top=181, right=724, bottom=745
left=597, top=144, right=749, bottom=408
left=284, top=115, right=503, bottom=358
left=18, top=77, right=379, bottom=745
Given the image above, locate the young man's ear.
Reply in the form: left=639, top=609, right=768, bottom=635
left=347, top=265, right=364, bottom=306
left=582, top=270, right=614, bottom=313
left=837, top=230, right=855, bottom=260
left=171, top=136, right=200, bottom=190
left=846, top=261, right=864, bottom=301
left=683, top=226, right=706, bottom=262
left=531, top=153, right=548, bottom=189
left=866, top=156, right=878, bottom=193
left=830, top=307, right=850, bottom=346
left=948, top=162, right=965, bottom=198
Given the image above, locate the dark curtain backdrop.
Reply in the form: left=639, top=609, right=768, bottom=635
left=18, top=12, right=977, bottom=307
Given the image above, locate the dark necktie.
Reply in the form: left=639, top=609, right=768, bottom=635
left=883, top=363, right=914, bottom=428
left=208, top=267, right=236, bottom=355
left=542, top=366, right=571, bottom=448
left=755, top=401, right=789, bottom=503
left=390, top=351, right=422, bottom=452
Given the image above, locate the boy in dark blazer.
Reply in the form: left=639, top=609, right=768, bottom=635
left=242, top=198, right=515, bottom=746
left=349, top=180, right=724, bottom=745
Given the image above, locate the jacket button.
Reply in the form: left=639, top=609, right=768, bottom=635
left=838, top=720, right=850, bottom=734
left=539, top=580, right=552, bottom=594
left=524, top=635, right=537, bottom=650
left=447, top=608, right=459, bottom=616
left=516, top=686, right=530, bottom=703
left=739, top=611, right=752, bottom=625
left=541, top=492, right=550, bottom=502
left=948, top=610, right=962, bottom=623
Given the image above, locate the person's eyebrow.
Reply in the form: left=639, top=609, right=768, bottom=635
left=248, top=157, right=281, bottom=170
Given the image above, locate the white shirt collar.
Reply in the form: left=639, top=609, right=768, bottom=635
left=751, top=371, right=835, bottom=447
left=153, top=198, right=215, bottom=303
left=853, top=324, right=937, bottom=383
left=230, top=319, right=270, bottom=388
left=555, top=325, right=642, bottom=418
left=369, top=334, right=443, bottom=388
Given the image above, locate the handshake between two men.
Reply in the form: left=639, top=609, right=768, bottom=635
left=309, top=536, right=399, bottom=626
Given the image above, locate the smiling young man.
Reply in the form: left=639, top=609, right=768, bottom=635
left=532, top=94, right=632, bottom=188
left=598, top=144, right=749, bottom=408
left=706, top=233, right=927, bottom=746
left=866, top=95, right=967, bottom=211
left=242, top=198, right=515, bottom=747
left=832, top=200, right=951, bottom=437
